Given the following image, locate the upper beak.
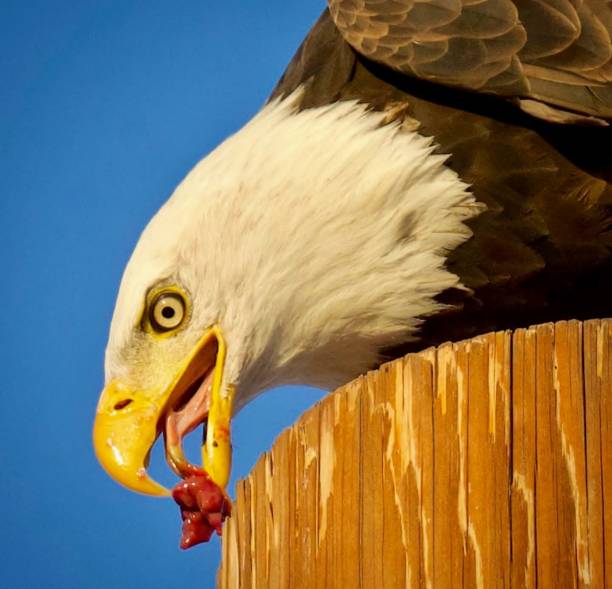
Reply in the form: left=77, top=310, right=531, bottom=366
left=93, top=326, right=233, bottom=496
left=93, top=380, right=170, bottom=496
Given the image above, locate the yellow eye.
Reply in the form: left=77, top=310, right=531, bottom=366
left=150, top=292, right=186, bottom=332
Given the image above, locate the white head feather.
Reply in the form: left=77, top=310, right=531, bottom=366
left=106, top=90, right=481, bottom=410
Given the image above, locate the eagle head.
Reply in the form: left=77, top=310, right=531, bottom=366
left=93, top=92, right=478, bottom=496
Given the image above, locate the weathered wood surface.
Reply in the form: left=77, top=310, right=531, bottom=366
left=218, top=319, right=611, bottom=588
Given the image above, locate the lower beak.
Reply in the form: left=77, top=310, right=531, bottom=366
left=93, top=326, right=234, bottom=496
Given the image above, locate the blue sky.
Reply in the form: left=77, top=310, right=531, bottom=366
left=1, top=2, right=326, bottom=587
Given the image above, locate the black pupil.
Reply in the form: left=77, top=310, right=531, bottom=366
left=161, top=305, right=176, bottom=319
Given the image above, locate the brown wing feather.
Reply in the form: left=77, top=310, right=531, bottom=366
left=328, top=0, right=612, bottom=122
left=271, top=9, right=612, bottom=349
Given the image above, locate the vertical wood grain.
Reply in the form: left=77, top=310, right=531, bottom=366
left=218, top=319, right=612, bottom=588
left=432, top=341, right=467, bottom=588
left=511, top=326, right=537, bottom=589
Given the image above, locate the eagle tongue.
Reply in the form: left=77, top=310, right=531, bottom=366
left=164, top=368, right=214, bottom=477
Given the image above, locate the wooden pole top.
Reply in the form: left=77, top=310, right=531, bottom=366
left=218, top=319, right=611, bottom=588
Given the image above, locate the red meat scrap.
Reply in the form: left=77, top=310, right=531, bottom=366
left=172, top=470, right=231, bottom=549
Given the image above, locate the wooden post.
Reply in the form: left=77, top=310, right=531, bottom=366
left=217, top=319, right=611, bottom=588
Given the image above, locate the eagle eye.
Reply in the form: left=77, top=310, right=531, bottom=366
left=149, top=291, right=186, bottom=332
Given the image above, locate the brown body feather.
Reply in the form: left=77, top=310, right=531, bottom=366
left=271, top=8, right=612, bottom=352
left=329, top=0, right=612, bottom=124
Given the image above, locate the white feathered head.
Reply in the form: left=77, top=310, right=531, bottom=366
left=93, top=91, right=478, bottom=495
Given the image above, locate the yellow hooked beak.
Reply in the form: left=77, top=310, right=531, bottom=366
left=93, top=325, right=234, bottom=496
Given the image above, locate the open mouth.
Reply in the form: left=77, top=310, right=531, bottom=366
left=94, top=324, right=234, bottom=497
left=162, top=337, right=218, bottom=479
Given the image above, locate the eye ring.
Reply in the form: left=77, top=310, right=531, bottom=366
left=149, top=291, right=186, bottom=332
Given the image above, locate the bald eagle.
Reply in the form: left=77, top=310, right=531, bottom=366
left=94, top=0, right=612, bottom=542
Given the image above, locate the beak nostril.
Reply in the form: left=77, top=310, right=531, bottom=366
left=114, top=399, right=133, bottom=411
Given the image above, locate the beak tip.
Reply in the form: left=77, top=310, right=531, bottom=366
left=93, top=409, right=171, bottom=497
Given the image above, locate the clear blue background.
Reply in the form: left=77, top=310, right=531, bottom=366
left=1, top=2, right=326, bottom=587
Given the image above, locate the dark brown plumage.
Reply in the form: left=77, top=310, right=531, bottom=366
left=271, top=4, right=612, bottom=352
left=330, top=0, right=612, bottom=124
